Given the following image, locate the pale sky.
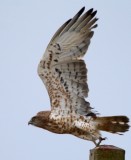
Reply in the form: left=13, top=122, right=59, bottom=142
left=0, top=0, right=131, bottom=160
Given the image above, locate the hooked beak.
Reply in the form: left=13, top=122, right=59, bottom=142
left=28, top=119, right=33, bottom=125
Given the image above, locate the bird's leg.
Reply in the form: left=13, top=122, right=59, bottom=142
left=93, top=140, right=97, bottom=146
left=95, top=137, right=107, bottom=147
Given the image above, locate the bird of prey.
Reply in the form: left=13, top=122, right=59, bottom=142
left=28, top=7, right=130, bottom=146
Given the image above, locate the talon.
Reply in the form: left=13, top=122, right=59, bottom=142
left=100, top=137, right=107, bottom=141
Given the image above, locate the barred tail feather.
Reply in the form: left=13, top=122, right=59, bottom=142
left=95, top=116, right=130, bottom=134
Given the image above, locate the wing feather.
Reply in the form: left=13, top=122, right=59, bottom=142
left=38, top=7, right=98, bottom=116
left=48, top=19, right=72, bottom=46
left=59, top=7, right=85, bottom=36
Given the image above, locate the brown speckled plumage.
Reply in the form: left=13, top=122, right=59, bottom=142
left=29, top=7, right=130, bottom=146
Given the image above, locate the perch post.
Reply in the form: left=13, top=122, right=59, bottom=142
left=89, top=145, right=125, bottom=160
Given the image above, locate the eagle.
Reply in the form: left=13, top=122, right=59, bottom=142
left=28, top=7, right=130, bottom=146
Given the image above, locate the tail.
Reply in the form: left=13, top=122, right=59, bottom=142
left=94, top=116, right=130, bottom=134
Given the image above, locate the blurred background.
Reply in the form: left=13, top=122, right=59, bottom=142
left=0, top=0, right=131, bottom=160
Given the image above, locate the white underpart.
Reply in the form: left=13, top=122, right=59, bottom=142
left=74, top=119, right=94, bottom=131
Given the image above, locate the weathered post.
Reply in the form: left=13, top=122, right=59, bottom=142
left=89, top=145, right=125, bottom=160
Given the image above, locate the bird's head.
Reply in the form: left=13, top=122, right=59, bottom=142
left=28, top=111, right=50, bottom=128
left=28, top=116, right=43, bottom=127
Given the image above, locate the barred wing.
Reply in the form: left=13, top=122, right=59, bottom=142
left=38, top=7, right=98, bottom=116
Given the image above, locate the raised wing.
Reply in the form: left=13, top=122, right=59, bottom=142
left=38, top=7, right=98, bottom=116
